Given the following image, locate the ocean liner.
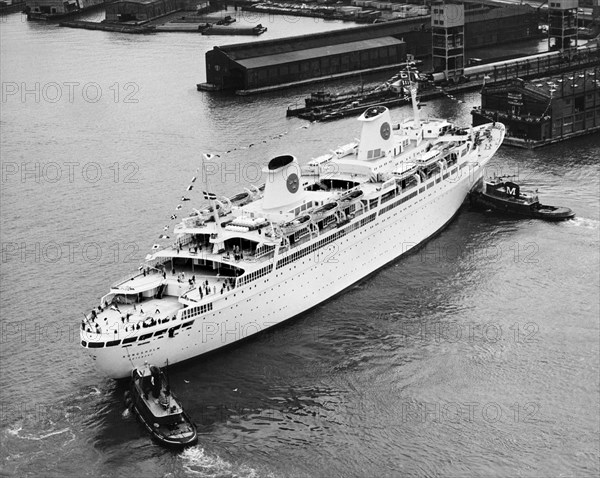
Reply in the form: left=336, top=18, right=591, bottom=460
left=81, top=88, right=505, bottom=379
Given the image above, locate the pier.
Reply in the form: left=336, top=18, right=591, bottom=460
left=287, top=43, right=600, bottom=122
left=59, top=19, right=152, bottom=33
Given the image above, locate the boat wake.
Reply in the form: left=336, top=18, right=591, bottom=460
left=566, top=217, right=599, bottom=229
left=5, top=422, right=75, bottom=442
left=180, top=446, right=266, bottom=478
left=72, top=386, right=102, bottom=401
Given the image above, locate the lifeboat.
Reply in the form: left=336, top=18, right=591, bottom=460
left=338, top=189, right=364, bottom=206
left=280, top=214, right=312, bottom=235
left=310, top=201, right=338, bottom=221
left=334, top=142, right=358, bottom=158
left=228, top=188, right=255, bottom=206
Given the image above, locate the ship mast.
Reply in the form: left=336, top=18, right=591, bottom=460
left=410, top=80, right=421, bottom=129
left=202, top=153, right=221, bottom=229
left=202, top=153, right=226, bottom=255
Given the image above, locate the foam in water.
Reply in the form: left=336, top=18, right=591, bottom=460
left=180, top=447, right=261, bottom=478
left=6, top=424, right=72, bottom=441
left=566, top=217, right=599, bottom=229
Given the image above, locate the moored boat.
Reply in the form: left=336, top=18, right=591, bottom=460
left=469, top=177, right=575, bottom=221
left=125, top=363, right=197, bottom=449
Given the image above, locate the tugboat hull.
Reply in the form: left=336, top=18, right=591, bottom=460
left=126, top=366, right=197, bottom=449
left=469, top=191, right=575, bottom=221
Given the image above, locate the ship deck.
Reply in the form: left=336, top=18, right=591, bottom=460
left=84, top=262, right=240, bottom=341
left=83, top=293, right=181, bottom=339
left=133, top=379, right=182, bottom=418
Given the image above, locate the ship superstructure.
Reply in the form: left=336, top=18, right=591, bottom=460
left=82, top=91, right=505, bottom=379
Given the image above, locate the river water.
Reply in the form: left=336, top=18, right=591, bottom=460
left=1, top=9, right=599, bottom=478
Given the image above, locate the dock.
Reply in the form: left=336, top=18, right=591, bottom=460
left=202, top=24, right=266, bottom=35
left=287, top=44, right=600, bottom=122
left=59, top=20, right=152, bottom=33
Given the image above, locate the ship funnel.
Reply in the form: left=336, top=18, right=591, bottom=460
left=356, top=106, right=393, bottom=161
left=262, top=154, right=305, bottom=210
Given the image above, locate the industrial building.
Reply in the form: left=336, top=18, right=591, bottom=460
left=203, top=3, right=539, bottom=92
left=466, top=4, right=539, bottom=48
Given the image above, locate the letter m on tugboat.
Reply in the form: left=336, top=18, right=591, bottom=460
left=505, top=183, right=519, bottom=197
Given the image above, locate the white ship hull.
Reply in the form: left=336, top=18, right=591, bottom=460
left=87, top=143, right=495, bottom=379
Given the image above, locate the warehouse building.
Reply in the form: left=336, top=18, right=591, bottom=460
left=205, top=31, right=407, bottom=91
left=203, top=4, right=539, bottom=92
left=466, top=4, right=539, bottom=48
left=204, top=20, right=426, bottom=92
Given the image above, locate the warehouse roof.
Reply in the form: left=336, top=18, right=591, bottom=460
left=212, top=4, right=534, bottom=61
left=218, top=19, right=420, bottom=60
left=108, top=0, right=166, bottom=5
left=235, top=37, right=404, bottom=70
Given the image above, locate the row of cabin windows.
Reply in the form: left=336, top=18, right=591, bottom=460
left=239, top=264, right=273, bottom=286
left=379, top=190, right=419, bottom=216
left=379, top=163, right=461, bottom=217
left=182, top=302, right=213, bottom=319
left=276, top=212, right=377, bottom=270
left=81, top=321, right=195, bottom=348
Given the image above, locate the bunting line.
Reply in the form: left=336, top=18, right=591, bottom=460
left=148, top=124, right=323, bottom=254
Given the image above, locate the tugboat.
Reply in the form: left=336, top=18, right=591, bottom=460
left=125, top=363, right=197, bottom=448
left=469, top=177, right=575, bottom=221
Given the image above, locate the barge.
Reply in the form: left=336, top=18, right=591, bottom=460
left=286, top=66, right=429, bottom=121
left=472, top=66, right=600, bottom=148
left=25, top=0, right=107, bottom=21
